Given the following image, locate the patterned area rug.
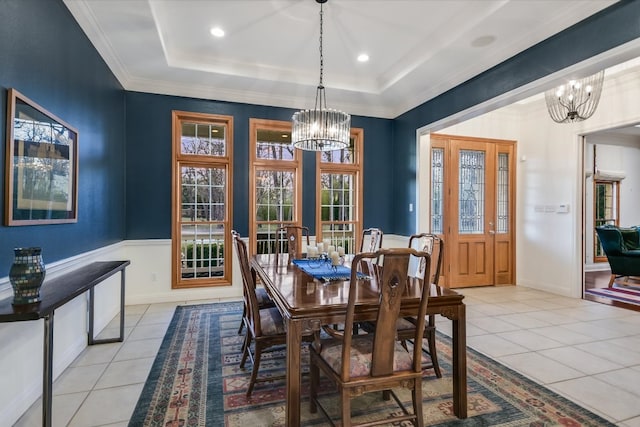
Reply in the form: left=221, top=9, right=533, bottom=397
left=129, top=302, right=616, bottom=426
left=585, top=285, right=640, bottom=305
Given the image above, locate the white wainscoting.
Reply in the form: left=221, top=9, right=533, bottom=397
left=0, top=242, right=127, bottom=427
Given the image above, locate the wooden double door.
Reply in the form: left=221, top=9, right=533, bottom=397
left=431, top=134, right=516, bottom=288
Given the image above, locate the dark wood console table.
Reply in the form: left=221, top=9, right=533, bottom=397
left=0, top=260, right=130, bottom=427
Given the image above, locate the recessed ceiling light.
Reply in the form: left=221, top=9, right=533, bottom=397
left=357, top=53, right=369, bottom=63
left=210, top=27, right=225, bottom=38
left=471, top=35, right=495, bottom=48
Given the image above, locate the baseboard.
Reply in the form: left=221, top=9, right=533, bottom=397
left=516, top=279, right=576, bottom=298
left=585, top=263, right=610, bottom=272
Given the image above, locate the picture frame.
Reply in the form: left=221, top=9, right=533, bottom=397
left=4, top=88, right=78, bottom=225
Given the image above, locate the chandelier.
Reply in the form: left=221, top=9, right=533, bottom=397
left=544, top=70, right=604, bottom=123
left=291, top=0, right=350, bottom=151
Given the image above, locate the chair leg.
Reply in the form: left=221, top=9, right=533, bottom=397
left=237, top=306, right=246, bottom=334
left=240, top=332, right=251, bottom=368
left=412, top=380, right=424, bottom=427
left=426, top=315, right=442, bottom=378
left=608, top=274, right=616, bottom=286
left=246, top=344, right=262, bottom=398
left=340, top=389, right=351, bottom=427
left=309, top=357, right=319, bottom=413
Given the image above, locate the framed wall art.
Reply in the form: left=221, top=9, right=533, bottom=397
left=4, top=88, right=78, bottom=225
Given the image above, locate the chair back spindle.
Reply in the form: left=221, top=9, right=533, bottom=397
left=276, top=225, right=310, bottom=264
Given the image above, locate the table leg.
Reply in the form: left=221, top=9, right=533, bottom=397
left=88, top=270, right=126, bottom=345
left=285, top=318, right=303, bottom=427
left=451, top=304, right=467, bottom=418
left=43, top=313, right=54, bottom=427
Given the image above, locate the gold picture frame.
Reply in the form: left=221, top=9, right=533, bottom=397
left=5, top=88, right=78, bottom=225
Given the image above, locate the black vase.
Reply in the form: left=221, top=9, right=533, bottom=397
left=9, top=247, right=46, bottom=305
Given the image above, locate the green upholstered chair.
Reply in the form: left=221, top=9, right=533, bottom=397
left=595, top=225, right=640, bottom=286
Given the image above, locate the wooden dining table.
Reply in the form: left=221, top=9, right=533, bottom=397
left=249, top=253, right=467, bottom=427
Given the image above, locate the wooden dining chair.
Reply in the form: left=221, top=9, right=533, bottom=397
left=232, top=231, right=313, bottom=398
left=233, top=231, right=274, bottom=335
left=358, top=227, right=384, bottom=278
left=359, top=227, right=383, bottom=252
left=275, top=225, right=310, bottom=264
left=232, top=231, right=285, bottom=397
left=397, top=233, right=444, bottom=378
left=309, top=248, right=431, bottom=427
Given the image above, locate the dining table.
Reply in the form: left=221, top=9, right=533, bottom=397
left=249, top=253, right=467, bottom=427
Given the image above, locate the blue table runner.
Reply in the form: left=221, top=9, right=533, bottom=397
left=292, top=258, right=364, bottom=281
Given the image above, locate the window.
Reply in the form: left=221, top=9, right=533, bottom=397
left=172, top=111, right=233, bottom=288
left=594, top=180, right=619, bottom=261
left=249, top=119, right=302, bottom=254
left=316, top=128, right=364, bottom=253
left=431, top=146, right=444, bottom=234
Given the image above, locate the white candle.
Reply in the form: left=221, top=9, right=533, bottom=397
left=337, top=246, right=345, bottom=256
left=317, top=242, right=324, bottom=253
left=330, top=251, right=340, bottom=266
left=327, top=245, right=336, bottom=253
left=307, top=246, right=318, bottom=258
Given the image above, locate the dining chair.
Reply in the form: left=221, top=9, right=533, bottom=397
left=309, top=248, right=431, bottom=427
left=397, top=233, right=444, bottom=378
left=358, top=227, right=384, bottom=277
left=233, top=231, right=274, bottom=335
left=232, top=231, right=289, bottom=397
left=275, top=225, right=310, bottom=264
left=359, top=227, right=383, bottom=252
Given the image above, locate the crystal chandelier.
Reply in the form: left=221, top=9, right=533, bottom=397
left=291, top=0, right=350, bottom=151
left=544, top=70, right=605, bottom=123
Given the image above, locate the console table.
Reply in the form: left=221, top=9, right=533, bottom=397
left=0, top=260, right=130, bottom=427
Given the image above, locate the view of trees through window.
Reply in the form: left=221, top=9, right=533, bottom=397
left=250, top=119, right=301, bottom=254
left=172, top=111, right=232, bottom=289
left=317, top=130, right=363, bottom=253
left=249, top=119, right=363, bottom=255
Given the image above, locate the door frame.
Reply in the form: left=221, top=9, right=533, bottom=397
left=418, top=133, right=516, bottom=288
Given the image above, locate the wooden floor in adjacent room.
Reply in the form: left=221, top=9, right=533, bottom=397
left=584, top=269, right=640, bottom=312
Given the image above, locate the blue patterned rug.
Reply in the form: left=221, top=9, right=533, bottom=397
left=129, top=302, right=616, bottom=426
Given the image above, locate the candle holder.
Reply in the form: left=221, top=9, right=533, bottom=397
left=307, top=252, right=330, bottom=269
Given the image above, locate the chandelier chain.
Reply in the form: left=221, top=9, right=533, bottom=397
left=291, top=0, right=350, bottom=151
left=319, top=2, right=324, bottom=88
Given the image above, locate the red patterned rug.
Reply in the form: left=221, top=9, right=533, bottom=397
left=129, top=302, right=616, bottom=426
left=585, top=284, right=640, bottom=305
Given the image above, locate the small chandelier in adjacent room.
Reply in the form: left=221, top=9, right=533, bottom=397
left=291, top=0, right=350, bottom=151
left=544, top=70, right=605, bottom=123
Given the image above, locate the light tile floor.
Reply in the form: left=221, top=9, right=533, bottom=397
left=14, top=287, right=640, bottom=426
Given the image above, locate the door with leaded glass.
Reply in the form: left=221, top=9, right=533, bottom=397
left=431, top=134, right=515, bottom=288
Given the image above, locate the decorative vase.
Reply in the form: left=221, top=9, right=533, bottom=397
left=9, top=247, right=46, bottom=305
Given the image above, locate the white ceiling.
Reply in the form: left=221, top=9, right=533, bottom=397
left=64, top=0, right=616, bottom=119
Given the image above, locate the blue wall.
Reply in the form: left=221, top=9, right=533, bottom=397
left=392, top=0, right=640, bottom=235
left=0, top=0, right=126, bottom=270
left=124, top=92, right=394, bottom=238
